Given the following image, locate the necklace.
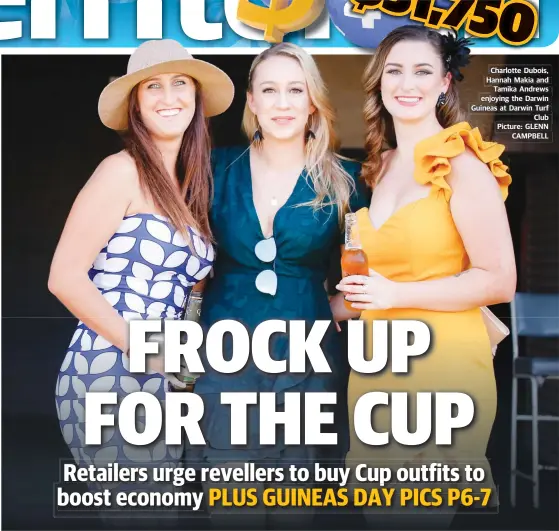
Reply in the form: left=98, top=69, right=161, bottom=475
left=271, top=196, right=278, bottom=207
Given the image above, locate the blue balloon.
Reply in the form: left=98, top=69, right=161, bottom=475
left=326, top=0, right=427, bottom=49
left=325, top=0, right=456, bottom=49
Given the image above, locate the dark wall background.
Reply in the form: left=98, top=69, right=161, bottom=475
left=1, top=55, right=557, bottom=530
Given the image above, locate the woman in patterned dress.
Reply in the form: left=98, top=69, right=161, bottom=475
left=48, top=39, right=233, bottom=526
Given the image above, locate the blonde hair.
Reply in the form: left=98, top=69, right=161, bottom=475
left=242, top=43, right=354, bottom=224
left=362, top=26, right=465, bottom=189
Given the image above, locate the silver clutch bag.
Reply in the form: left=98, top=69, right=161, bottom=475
left=183, top=290, right=203, bottom=323
left=173, top=290, right=204, bottom=390
left=145, top=290, right=205, bottom=391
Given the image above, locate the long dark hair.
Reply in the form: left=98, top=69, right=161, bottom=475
left=124, top=79, right=213, bottom=246
left=362, top=26, right=465, bottom=189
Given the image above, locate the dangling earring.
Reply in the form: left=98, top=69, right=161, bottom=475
left=436, top=92, right=447, bottom=109
left=253, top=127, right=263, bottom=142
left=305, top=129, right=316, bottom=142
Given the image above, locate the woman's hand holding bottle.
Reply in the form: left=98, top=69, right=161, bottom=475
left=337, top=268, right=401, bottom=311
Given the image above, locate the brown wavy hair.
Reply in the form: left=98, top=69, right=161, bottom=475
left=123, top=79, right=213, bottom=248
left=242, top=43, right=355, bottom=225
left=362, top=26, right=465, bottom=189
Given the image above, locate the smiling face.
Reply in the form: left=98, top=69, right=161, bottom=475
left=380, top=40, right=451, bottom=123
left=136, top=73, right=197, bottom=142
left=247, top=55, right=316, bottom=142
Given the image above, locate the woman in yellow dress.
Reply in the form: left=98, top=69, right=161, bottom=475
left=331, top=26, right=516, bottom=528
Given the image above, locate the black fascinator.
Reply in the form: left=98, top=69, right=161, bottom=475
left=440, top=31, right=473, bottom=82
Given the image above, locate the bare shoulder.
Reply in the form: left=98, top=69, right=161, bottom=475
left=381, top=149, right=395, bottom=162
left=88, top=150, right=139, bottom=190
left=447, top=146, right=499, bottom=191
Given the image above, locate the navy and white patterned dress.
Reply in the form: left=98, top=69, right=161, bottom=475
left=55, top=213, right=213, bottom=477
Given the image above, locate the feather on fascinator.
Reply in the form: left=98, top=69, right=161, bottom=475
left=440, top=31, right=474, bottom=82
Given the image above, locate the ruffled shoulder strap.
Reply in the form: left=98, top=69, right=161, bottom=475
left=413, top=122, right=512, bottom=201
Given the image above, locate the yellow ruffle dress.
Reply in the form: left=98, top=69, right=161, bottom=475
left=346, top=123, right=512, bottom=478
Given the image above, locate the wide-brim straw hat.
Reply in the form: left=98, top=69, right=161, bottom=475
left=98, top=39, right=234, bottom=130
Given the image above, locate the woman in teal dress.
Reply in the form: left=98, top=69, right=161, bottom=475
left=188, top=44, right=368, bottom=477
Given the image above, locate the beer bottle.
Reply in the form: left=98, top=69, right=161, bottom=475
left=341, top=213, right=369, bottom=310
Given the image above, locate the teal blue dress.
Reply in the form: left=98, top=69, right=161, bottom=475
left=189, top=146, right=368, bottom=467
